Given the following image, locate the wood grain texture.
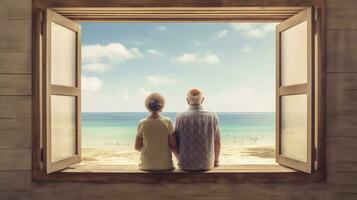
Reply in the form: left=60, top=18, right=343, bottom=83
left=0, top=118, right=31, bottom=149
left=326, top=73, right=357, bottom=115
left=0, top=172, right=32, bottom=191
left=0, top=20, right=31, bottom=52
left=326, top=114, right=357, bottom=137
left=326, top=31, right=357, bottom=72
left=0, top=0, right=31, bottom=19
left=0, top=96, right=31, bottom=118
left=35, top=0, right=315, bottom=8
left=0, top=191, right=31, bottom=200
left=326, top=0, right=357, bottom=30
left=0, top=149, right=31, bottom=170
left=0, top=52, right=31, bottom=74
left=0, top=75, right=31, bottom=95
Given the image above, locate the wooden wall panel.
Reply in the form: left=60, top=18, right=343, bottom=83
left=0, top=149, right=31, bottom=170
left=326, top=31, right=357, bottom=72
left=326, top=0, right=357, bottom=30
left=0, top=75, right=31, bottom=95
left=0, top=96, right=31, bottom=118
left=28, top=183, right=323, bottom=200
left=326, top=73, right=357, bottom=136
left=0, top=20, right=31, bottom=52
left=0, top=118, right=31, bottom=149
left=0, top=52, right=31, bottom=74
left=0, top=191, right=31, bottom=200
left=325, top=0, right=357, bottom=199
left=0, top=148, right=31, bottom=171
left=0, top=0, right=31, bottom=19
left=0, top=172, right=32, bottom=191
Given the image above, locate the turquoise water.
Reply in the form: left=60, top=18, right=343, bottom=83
left=82, top=112, right=275, bottom=150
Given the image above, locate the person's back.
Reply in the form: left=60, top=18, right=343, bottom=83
left=175, top=88, right=221, bottom=171
left=135, top=93, right=176, bottom=171
left=137, top=116, right=174, bottom=170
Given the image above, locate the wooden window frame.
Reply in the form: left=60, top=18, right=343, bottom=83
left=276, top=8, right=314, bottom=173
left=43, top=9, right=82, bottom=173
left=32, top=0, right=326, bottom=183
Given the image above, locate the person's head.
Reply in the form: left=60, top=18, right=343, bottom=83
left=186, top=88, right=204, bottom=106
left=145, top=93, right=165, bottom=114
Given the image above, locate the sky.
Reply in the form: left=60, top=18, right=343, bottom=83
left=81, top=22, right=276, bottom=112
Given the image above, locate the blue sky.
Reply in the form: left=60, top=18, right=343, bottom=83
left=81, top=23, right=276, bottom=112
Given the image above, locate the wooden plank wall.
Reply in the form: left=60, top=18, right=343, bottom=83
left=0, top=0, right=356, bottom=199
left=324, top=0, right=357, bottom=199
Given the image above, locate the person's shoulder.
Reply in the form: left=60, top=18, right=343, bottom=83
left=160, top=116, right=173, bottom=123
left=202, top=111, right=218, bottom=118
left=138, top=117, right=149, bottom=124
left=176, top=111, right=189, bottom=119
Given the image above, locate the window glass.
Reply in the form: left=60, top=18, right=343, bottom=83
left=51, top=95, right=76, bottom=162
left=281, top=21, right=307, bottom=86
left=281, top=94, right=307, bottom=162
left=51, top=22, right=76, bottom=86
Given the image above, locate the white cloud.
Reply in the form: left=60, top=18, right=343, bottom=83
left=82, top=42, right=142, bottom=72
left=157, top=26, right=167, bottom=31
left=240, top=44, right=253, bottom=53
left=146, top=49, right=162, bottom=55
left=229, top=23, right=276, bottom=38
left=175, top=53, right=220, bottom=64
left=212, top=30, right=228, bottom=39
left=118, top=88, right=129, bottom=102
left=139, top=87, right=151, bottom=97
left=194, top=41, right=202, bottom=46
left=146, top=76, right=176, bottom=85
left=208, top=81, right=275, bottom=112
left=82, top=76, right=102, bottom=92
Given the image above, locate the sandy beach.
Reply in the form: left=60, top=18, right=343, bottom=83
left=81, top=145, right=275, bottom=166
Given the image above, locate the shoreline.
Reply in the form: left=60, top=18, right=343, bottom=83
left=81, top=145, right=275, bottom=165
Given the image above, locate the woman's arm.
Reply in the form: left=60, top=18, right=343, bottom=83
left=169, top=132, right=179, bottom=160
left=135, top=136, right=143, bottom=151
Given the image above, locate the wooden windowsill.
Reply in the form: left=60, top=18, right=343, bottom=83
left=61, top=164, right=295, bottom=173
left=32, top=164, right=324, bottom=183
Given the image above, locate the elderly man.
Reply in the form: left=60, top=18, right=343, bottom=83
left=174, top=88, right=221, bottom=170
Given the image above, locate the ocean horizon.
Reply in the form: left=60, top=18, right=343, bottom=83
left=82, top=112, right=275, bottom=150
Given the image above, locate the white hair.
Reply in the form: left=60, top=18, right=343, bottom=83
left=145, top=93, right=165, bottom=112
left=187, top=88, right=203, bottom=105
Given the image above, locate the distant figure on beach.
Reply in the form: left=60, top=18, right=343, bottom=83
left=173, top=88, right=221, bottom=170
left=134, top=93, right=178, bottom=171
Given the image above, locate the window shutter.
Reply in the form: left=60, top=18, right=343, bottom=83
left=276, top=8, right=314, bottom=173
left=43, top=9, right=81, bottom=174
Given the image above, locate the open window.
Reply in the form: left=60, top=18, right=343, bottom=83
left=33, top=5, right=322, bottom=181
left=276, top=8, right=315, bottom=173
left=43, top=9, right=81, bottom=173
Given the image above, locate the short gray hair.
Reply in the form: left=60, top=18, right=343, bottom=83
left=145, top=93, right=165, bottom=112
left=187, top=88, right=203, bottom=105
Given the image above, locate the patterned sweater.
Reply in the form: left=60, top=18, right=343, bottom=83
left=175, top=105, right=220, bottom=170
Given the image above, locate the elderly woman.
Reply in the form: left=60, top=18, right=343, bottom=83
left=134, top=93, right=178, bottom=171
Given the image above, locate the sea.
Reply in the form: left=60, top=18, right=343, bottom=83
left=82, top=112, right=275, bottom=150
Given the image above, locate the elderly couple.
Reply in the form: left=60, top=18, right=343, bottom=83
left=134, top=88, right=221, bottom=171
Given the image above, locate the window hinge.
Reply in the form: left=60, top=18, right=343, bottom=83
left=40, top=12, right=44, bottom=35
left=40, top=148, right=44, bottom=162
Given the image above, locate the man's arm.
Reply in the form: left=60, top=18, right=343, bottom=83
left=214, top=114, right=221, bottom=167
left=214, top=139, right=221, bottom=167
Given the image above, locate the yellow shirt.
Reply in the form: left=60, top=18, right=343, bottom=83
left=137, top=116, right=174, bottom=171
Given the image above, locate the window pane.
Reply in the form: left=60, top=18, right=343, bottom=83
left=51, top=22, right=76, bottom=86
left=51, top=95, right=76, bottom=162
left=281, top=94, right=307, bottom=162
left=281, top=21, right=307, bottom=86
